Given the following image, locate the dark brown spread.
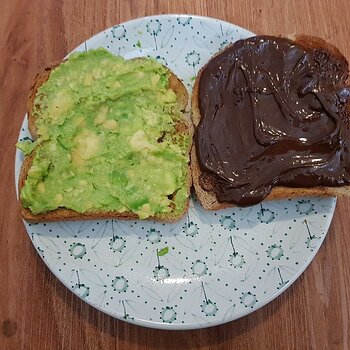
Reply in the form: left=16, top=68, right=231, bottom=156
left=195, top=36, right=350, bottom=206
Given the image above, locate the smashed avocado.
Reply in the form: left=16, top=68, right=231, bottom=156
left=18, top=49, right=190, bottom=219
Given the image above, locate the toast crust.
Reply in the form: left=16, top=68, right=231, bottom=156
left=191, top=34, right=350, bottom=210
left=20, top=58, right=193, bottom=222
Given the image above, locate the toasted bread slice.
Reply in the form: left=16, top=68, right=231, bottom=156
left=19, top=57, right=193, bottom=222
left=191, top=34, right=350, bottom=210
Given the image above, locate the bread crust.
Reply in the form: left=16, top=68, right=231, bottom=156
left=191, top=34, right=350, bottom=210
left=19, top=58, right=193, bottom=222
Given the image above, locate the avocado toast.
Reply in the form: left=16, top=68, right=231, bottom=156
left=18, top=49, right=192, bottom=222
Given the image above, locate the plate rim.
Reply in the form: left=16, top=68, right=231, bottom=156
left=70, top=13, right=256, bottom=54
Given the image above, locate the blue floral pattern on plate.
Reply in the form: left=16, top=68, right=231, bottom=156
left=15, top=14, right=336, bottom=330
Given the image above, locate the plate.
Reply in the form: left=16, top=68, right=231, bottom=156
left=15, top=14, right=336, bottom=330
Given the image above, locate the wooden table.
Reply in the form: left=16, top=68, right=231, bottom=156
left=1, top=0, right=350, bottom=348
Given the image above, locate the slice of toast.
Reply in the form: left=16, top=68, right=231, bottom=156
left=191, top=34, right=350, bottom=210
left=19, top=56, right=193, bottom=222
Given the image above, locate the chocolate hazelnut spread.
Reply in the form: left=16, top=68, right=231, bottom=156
left=195, top=36, right=350, bottom=206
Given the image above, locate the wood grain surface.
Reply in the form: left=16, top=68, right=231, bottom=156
left=1, top=0, right=350, bottom=349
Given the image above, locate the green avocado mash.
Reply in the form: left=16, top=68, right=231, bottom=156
left=17, top=49, right=190, bottom=219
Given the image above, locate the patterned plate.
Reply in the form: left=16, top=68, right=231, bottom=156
left=15, top=15, right=336, bottom=330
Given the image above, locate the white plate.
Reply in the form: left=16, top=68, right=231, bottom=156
left=15, top=14, right=336, bottom=330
